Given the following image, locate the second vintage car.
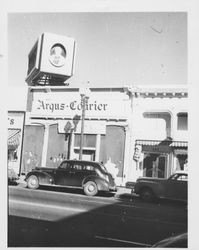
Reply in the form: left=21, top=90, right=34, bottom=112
left=126, top=171, right=187, bottom=202
left=25, top=160, right=117, bottom=196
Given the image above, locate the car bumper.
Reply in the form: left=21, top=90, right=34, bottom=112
left=125, top=181, right=136, bottom=192
left=109, top=186, right=118, bottom=192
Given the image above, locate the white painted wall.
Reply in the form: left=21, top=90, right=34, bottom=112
left=132, top=96, right=188, bottom=141
left=125, top=90, right=188, bottom=183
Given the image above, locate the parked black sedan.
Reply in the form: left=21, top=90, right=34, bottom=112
left=126, top=171, right=187, bottom=202
left=25, top=160, right=117, bottom=196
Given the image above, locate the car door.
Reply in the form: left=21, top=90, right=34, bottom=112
left=174, top=174, right=187, bottom=200
left=68, top=163, right=85, bottom=187
left=55, top=161, right=74, bottom=186
left=165, top=174, right=187, bottom=200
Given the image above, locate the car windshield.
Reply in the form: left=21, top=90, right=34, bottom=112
left=169, top=173, right=188, bottom=181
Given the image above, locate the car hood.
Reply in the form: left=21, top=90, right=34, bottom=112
left=137, top=177, right=166, bottom=182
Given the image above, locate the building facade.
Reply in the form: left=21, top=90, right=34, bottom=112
left=22, top=86, right=131, bottom=186
left=20, top=84, right=188, bottom=186
left=125, top=85, right=188, bottom=183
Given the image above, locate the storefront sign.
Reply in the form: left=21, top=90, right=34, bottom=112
left=8, top=112, right=25, bottom=129
left=8, top=112, right=25, bottom=175
left=142, top=145, right=172, bottom=153
left=31, top=92, right=129, bottom=119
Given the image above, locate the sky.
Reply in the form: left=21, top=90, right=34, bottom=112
left=8, top=12, right=187, bottom=90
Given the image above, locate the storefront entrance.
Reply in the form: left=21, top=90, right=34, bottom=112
left=143, top=153, right=167, bottom=178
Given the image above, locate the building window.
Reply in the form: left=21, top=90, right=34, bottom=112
left=73, top=134, right=96, bottom=161
left=74, top=134, right=96, bottom=148
left=99, top=125, right=125, bottom=178
left=175, top=154, right=188, bottom=171
left=177, top=113, right=188, bottom=130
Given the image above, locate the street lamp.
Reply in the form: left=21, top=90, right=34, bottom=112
left=79, top=84, right=91, bottom=160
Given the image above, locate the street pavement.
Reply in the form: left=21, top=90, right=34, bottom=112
left=8, top=183, right=187, bottom=247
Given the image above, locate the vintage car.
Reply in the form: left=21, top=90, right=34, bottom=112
left=152, top=232, right=187, bottom=248
left=25, top=160, right=117, bottom=196
left=126, top=171, right=187, bottom=202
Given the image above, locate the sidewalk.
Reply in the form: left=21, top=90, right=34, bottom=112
left=116, top=186, right=132, bottom=195
left=115, top=186, right=134, bottom=199
left=16, top=175, right=27, bottom=188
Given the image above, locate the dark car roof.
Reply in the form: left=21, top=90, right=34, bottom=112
left=61, top=160, right=101, bottom=165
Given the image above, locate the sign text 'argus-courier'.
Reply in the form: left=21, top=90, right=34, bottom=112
left=37, top=100, right=108, bottom=113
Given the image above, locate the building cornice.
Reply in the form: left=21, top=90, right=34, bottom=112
left=28, top=84, right=188, bottom=97
left=124, top=85, right=188, bottom=98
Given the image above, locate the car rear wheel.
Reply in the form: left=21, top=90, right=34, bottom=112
left=139, top=188, right=155, bottom=202
left=83, top=181, right=98, bottom=196
left=27, top=175, right=39, bottom=189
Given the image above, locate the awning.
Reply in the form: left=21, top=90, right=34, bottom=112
left=136, top=139, right=188, bottom=148
left=8, top=129, right=21, bottom=147
left=170, top=141, right=188, bottom=147
left=174, top=149, right=187, bottom=155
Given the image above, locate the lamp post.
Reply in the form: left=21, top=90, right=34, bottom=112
left=79, top=85, right=90, bottom=160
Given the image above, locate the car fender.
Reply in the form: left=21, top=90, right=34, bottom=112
left=26, top=170, right=54, bottom=185
left=82, top=176, right=109, bottom=191
left=135, top=181, right=160, bottom=197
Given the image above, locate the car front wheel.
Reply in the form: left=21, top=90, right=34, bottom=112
left=139, top=187, right=155, bottom=202
left=27, top=175, right=39, bottom=189
left=83, top=181, right=98, bottom=196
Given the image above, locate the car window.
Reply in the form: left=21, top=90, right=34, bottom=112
left=170, top=174, right=178, bottom=180
left=59, top=162, right=71, bottom=170
left=176, top=174, right=188, bottom=181
left=72, top=164, right=82, bottom=170
left=84, top=165, right=95, bottom=171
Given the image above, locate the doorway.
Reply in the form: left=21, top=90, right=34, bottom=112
left=143, top=153, right=167, bottom=178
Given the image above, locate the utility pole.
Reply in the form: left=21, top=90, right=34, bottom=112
left=79, top=84, right=90, bottom=160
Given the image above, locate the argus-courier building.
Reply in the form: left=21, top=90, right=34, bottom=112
left=22, top=86, right=132, bottom=186
left=20, top=84, right=188, bottom=186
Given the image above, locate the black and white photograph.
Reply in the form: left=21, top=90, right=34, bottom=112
left=3, top=0, right=198, bottom=248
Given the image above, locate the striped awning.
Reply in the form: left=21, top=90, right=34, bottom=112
left=8, top=129, right=21, bottom=147
left=174, top=149, right=187, bottom=155
left=136, top=139, right=188, bottom=148
left=170, top=141, right=188, bottom=147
